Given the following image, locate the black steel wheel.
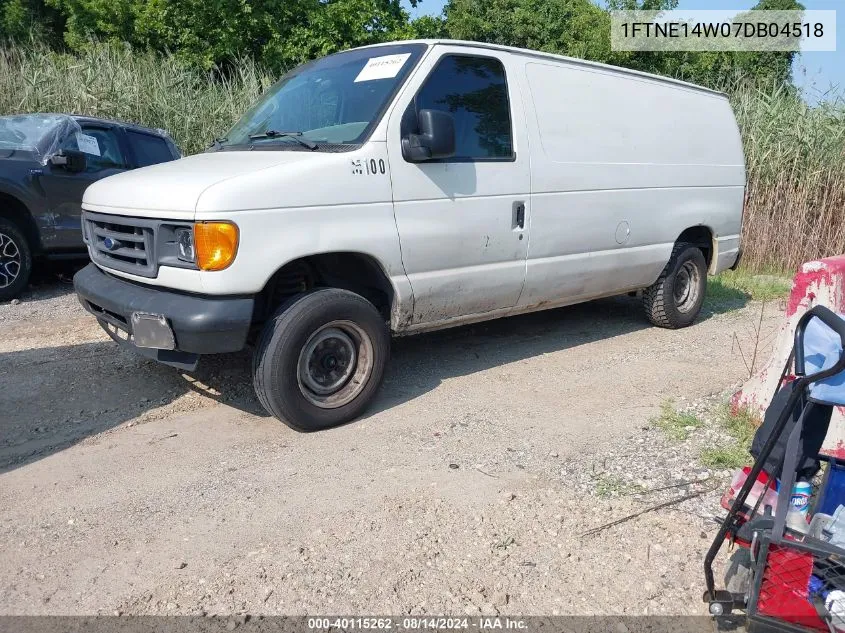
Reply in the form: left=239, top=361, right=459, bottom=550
left=252, top=288, right=389, bottom=431
left=642, top=242, right=707, bottom=329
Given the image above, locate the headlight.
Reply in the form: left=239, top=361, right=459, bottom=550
left=175, top=227, right=195, bottom=263
left=194, top=222, right=239, bottom=271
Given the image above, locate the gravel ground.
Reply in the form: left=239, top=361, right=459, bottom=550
left=0, top=272, right=782, bottom=618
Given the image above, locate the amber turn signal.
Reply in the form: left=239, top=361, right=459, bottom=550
left=194, top=222, right=239, bottom=271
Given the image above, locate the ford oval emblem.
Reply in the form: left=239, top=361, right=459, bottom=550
left=102, top=237, right=121, bottom=251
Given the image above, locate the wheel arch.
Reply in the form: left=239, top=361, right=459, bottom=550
left=256, top=251, right=400, bottom=326
left=0, top=189, right=41, bottom=254
left=676, top=225, right=716, bottom=274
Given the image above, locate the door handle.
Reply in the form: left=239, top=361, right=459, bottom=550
left=513, top=201, right=525, bottom=229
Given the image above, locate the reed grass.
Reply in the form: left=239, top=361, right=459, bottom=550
left=1, top=42, right=843, bottom=272
left=0, top=42, right=273, bottom=155
left=730, top=84, right=845, bottom=273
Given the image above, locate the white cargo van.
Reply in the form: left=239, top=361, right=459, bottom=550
left=74, top=40, right=745, bottom=430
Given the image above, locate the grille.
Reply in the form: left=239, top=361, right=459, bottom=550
left=84, top=212, right=157, bottom=277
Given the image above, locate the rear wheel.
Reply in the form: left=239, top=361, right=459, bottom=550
left=642, top=242, right=707, bottom=329
left=0, top=217, right=32, bottom=302
left=252, top=288, right=390, bottom=431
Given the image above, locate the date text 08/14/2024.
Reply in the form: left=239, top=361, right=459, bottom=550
left=306, top=617, right=528, bottom=630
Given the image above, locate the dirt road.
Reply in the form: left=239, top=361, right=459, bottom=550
left=0, top=277, right=781, bottom=617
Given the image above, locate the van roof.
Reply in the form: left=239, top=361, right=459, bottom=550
left=354, top=39, right=726, bottom=99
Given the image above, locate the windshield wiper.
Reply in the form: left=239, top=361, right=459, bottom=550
left=208, top=136, right=227, bottom=149
left=248, top=130, right=318, bottom=150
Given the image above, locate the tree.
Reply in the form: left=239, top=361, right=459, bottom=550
left=445, top=0, right=617, bottom=64
left=443, top=0, right=803, bottom=89
left=5, top=0, right=803, bottom=90
left=42, top=0, right=422, bottom=71
left=271, top=0, right=416, bottom=68
left=0, top=0, right=64, bottom=43
left=403, top=14, right=446, bottom=39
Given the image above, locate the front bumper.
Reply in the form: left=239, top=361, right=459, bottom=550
left=74, top=263, right=254, bottom=370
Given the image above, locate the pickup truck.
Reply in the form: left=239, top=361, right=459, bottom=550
left=74, top=40, right=745, bottom=431
left=0, top=113, right=180, bottom=300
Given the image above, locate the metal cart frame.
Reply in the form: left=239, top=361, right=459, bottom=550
left=704, top=305, right=845, bottom=628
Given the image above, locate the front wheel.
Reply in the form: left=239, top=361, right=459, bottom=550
left=252, top=288, right=390, bottom=431
left=642, top=242, right=707, bottom=329
left=0, top=218, right=32, bottom=302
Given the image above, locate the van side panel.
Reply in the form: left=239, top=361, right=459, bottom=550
left=518, top=60, right=745, bottom=307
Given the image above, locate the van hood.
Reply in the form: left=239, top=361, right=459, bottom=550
left=82, top=151, right=328, bottom=219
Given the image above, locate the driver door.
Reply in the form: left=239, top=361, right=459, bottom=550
left=386, top=49, right=531, bottom=325
left=38, top=124, right=130, bottom=251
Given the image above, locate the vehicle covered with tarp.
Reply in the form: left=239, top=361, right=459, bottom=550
left=0, top=113, right=180, bottom=301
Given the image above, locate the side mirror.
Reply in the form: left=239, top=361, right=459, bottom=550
left=402, top=109, right=456, bottom=162
left=50, top=149, right=87, bottom=173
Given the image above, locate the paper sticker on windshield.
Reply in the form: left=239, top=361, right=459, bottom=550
left=75, top=132, right=101, bottom=156
left=354, top=53, right=411, bottom=83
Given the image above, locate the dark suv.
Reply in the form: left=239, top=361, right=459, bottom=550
left=0, top=113, right=180, bottom=300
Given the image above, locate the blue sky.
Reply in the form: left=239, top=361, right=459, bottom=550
left=402, top=0, right=843, bottom=102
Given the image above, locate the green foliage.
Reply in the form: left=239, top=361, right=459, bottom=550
left=444, top=0, right=617, bottom=64
left=606, top=0, right=678, bottom=9
left=719, top=405, right=759, bottom=447
left=38, top=0, right=418, bottom=71
left=730, top=82, right=845, bottom=271
left=405, top=14, right=446, bottom=39
left=444, top=0, right=802, bottom=89
left=651, top=401, right=703, bottom=441
left=700, top=445, right=749, bottom=469
left=0, top=41, right=271, bottom=154
left=707, top=269, right=792, bottom=305
left=0, top=39, right=841, bottom=270
left=0, top=0, right=63, bottom=43
left=0, top=0, right=808, bottom=91
left=700, top=405, right=759, bottom=469
left=594, top=473, right=644, bottom=498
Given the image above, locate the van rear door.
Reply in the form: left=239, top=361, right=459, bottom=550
left=387, top=48, right=530, bottom=325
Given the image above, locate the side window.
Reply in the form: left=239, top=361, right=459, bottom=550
left=61, top=126, right=127, bottom=172
left=412, top=55, right=513, bottom=160
left=126, top=130, right=174, bottom=167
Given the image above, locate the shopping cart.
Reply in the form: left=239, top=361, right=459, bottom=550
left=704, top=305, right=845, bottom=632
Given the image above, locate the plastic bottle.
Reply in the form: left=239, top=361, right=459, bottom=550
left=787, top=481, right=813, bottom=535
left=720, top=467, right=779, bottom=517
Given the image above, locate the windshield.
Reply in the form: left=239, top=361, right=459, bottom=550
left=220, top=43, right=427, bottom=149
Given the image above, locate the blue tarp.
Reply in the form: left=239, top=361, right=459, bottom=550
left=805, top=313, right=845, bottom=405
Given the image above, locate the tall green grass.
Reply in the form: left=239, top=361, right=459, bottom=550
left=730, top=84, right=845, bottom=273
left=0, top=42, right=273, bottom=154
left=1, top=42, right=843, bottom=272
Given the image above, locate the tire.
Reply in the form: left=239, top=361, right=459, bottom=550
left=642, top=242, right=707, bottom=329
left=0, top=217, right=32, bottom=302
left=725, top=548, right=753, bottom=598
left=252, top=288, right=390, bottom=431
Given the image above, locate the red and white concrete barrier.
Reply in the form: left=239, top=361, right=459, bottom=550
left=731, top=256, right=845, bottom=458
